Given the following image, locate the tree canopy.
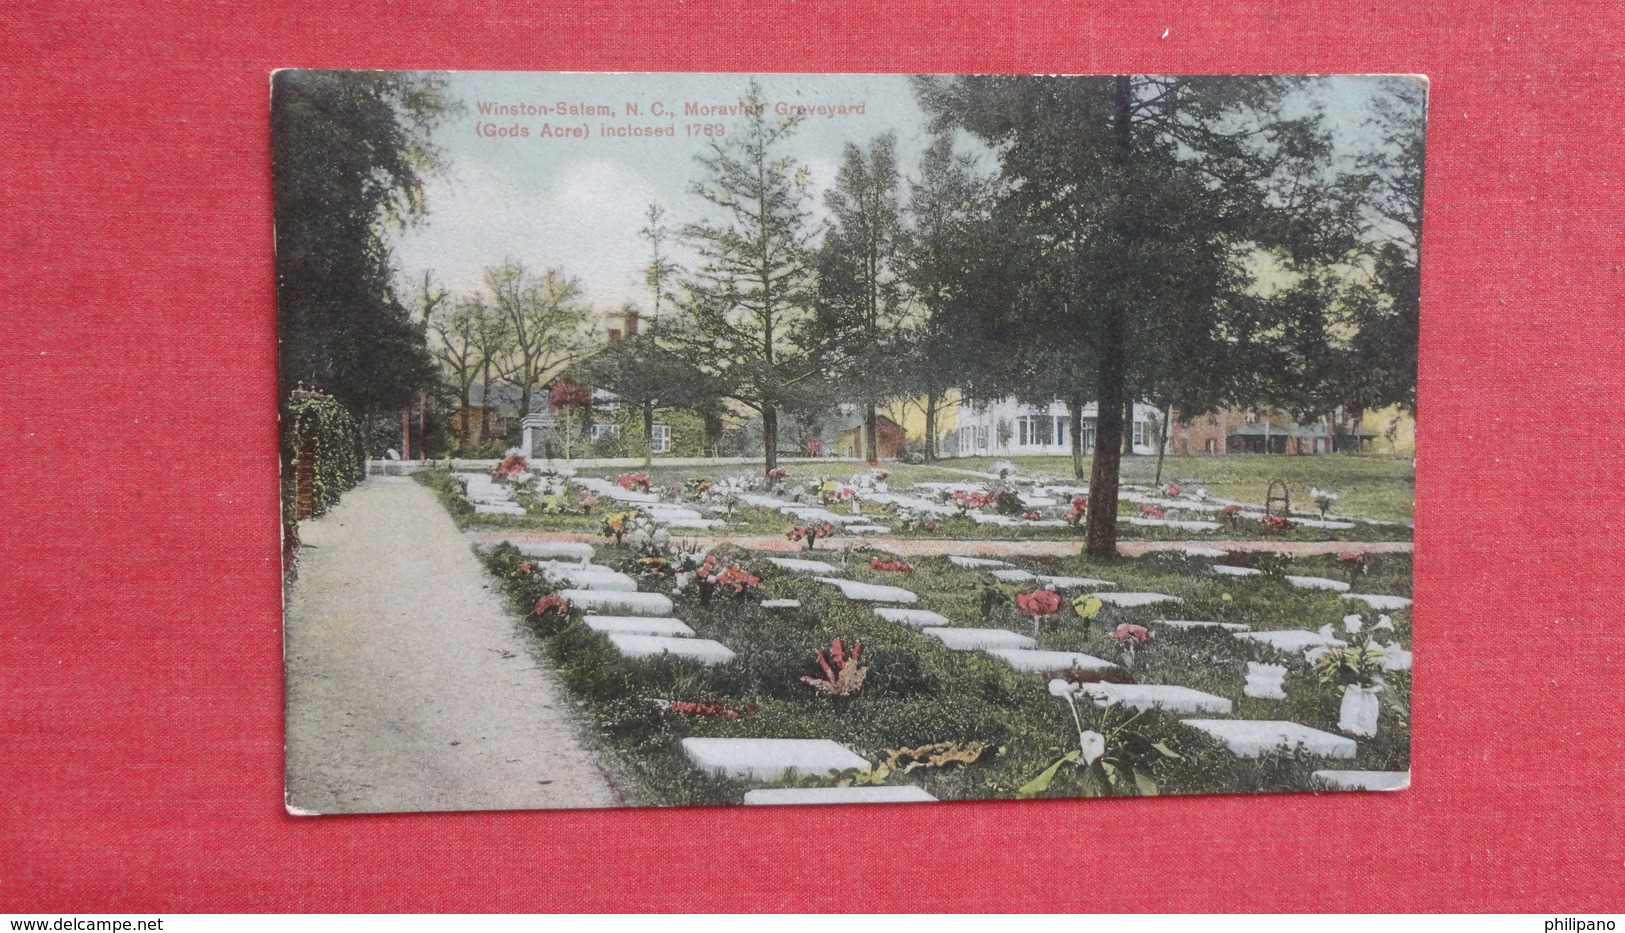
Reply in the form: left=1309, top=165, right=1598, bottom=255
left=271, top=70, right=455, bottom=422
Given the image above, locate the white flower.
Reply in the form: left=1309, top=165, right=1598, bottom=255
left=1375, top=614, right=1395, bottom=631
left=1343, top=613, right=1364, bottom=633
left=1318, top=624, right=1335, bottom=638
left=1048, top=678, right=1079, bottom=697
left=1078, top=731, right=1106, bottom=766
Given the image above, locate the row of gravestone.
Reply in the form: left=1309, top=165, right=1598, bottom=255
left=496, top=530, right=1411, bottom=802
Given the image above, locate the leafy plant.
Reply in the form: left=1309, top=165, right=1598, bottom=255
left=801, top=637, right=868, bottom=697
left=1312, top=641, right=1387, bottom=689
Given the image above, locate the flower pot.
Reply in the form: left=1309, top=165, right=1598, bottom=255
left=1339, top=685, right=1381, bottom=737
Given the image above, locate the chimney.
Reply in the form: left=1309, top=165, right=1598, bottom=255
left=608, top=328, right=622, bottom=344
left=624, top=307, right=639, bottom=337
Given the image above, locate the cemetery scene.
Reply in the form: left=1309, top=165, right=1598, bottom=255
left=276, top=71, right=1421, bottom=812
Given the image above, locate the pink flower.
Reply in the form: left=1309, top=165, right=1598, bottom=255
left=1015, top=589, right=1062, bottom=617
left=1110, top=623, right=1152, bottom=644
left=534, top=594, right=571, bottom=616
left=1140, top=505, right=1166, bottom=518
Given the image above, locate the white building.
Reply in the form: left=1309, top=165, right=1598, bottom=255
left=952, top=400, right=1164, bottom=457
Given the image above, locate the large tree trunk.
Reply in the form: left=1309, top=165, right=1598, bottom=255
left=1084, top=75, right=1136, bottom=560
left=923, top=392, right=939, bottom=462
left=704, top=410, right=723, bottom=457
left=1068, top=395, right=1086, bottom=480
left=762, top=402, right=779, bottom=475
left=479, top=363, right=492, bottom=444
left=1123, top=397, right=1135, bottom=455
left=1154, top=403, right=1173, bottom=486
left=643, top=398, right=655, bottom=466
left=864, top=403, right=879, bottom=463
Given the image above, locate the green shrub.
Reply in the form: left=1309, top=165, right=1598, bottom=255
left=285, top=391, right=362, bottom=517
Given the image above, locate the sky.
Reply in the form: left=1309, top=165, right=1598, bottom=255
left=388, top=72, right=1420, bottom=323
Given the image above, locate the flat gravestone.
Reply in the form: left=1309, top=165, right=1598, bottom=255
left=1037, top=575, right=1116, bottom=589
left=845, top=525, right=892, bottom=534
left=922, top=628, right=1036, bottom=651
left=1312, top=770, right=1410, bottom=791
left=1212, top=565, right=1263, bottom=577
left=968, top=513, right=1019, bottom=526
left=559, top=589, right=674, bottom=617
left=742, top=786, right=937, bottom=806
left=1291, top=518, right=1356, bottom=530
left=1154, top=619, right=1251, bottom=632
left=1342, top=593, right=1413, bottom=611
left=564, top=569, right=640, bottom=592
left=641, top=505, right=704, bottom=520
left=1236, top=629, right=1347, bottom=653
left=514, top=541, right=594, bottom=561
left=1285, top=575, right=1352, bottom=592
left=814, top=577, right=919, bottom=604
left=660, top=518, right=727, bottom=529
left=761, top=599, right=802, bottom=609
left=1129, top=518, right=1221, bottom=532
left=1094, top=592, right=1181, bottom=607
left=948, top=556, right=1011, bottom=569
left=872, top=607, right=951, bottom=629
left=1182, top=719, right=1358, bottom=759
left=1079, top=683, right=1234, bottom=715
left=769, top=557, right=841, bottom=574
left=583, top=616, right=696, bottom=637
left=473, top=503, right=526, bottom=516
left=989, top=569, right=1036, bottom=583
left=1182, top=546, right=1229, bottom=558
left=604, top=633, right=734, bottom=665
left=681, top=738, right=867, bottom=780
left=985, top=648, right=1115, bottom=673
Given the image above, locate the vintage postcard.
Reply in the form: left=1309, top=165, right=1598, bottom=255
left=275, top=71, right=1421, bottom=813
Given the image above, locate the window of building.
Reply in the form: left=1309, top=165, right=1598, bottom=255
left=1081, top=419, right=1096, bottom=453
left=1054, top=415, right=1068, bottom=447
left=1132, top=420, right=1148, bottom=448
left=1017, top=414, right=1054, bottom=447
left=590, top=423, right=622, bottom=441
left=1205, top=438, right=1217, bottom=454
left=650, top=423, right=671, bottom=454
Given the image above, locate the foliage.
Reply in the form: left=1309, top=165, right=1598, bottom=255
left=284, top=390, right=362, bottom=518
left=801, top=637, right=869, bottom=697
left=1311, top=641, right=1388, bottom=689
left=272, top=71, right=449, bottom=420
left=669, top=81, right=822, bottom=475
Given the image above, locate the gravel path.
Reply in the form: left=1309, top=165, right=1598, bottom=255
left=285, top=476, right=619, bottom=814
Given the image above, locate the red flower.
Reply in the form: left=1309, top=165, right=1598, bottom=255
left=493, top=454, right=527, bottom=479
left=534, top=594, right=571, bottom=616
left=517, top=562, right=534, bottom=574
left=869, top=557, right=914, bottom=574
left=1022, top=511, right=1041, bottom=521
left=616, top=472, right=652, bottom=492
left=1110, top=623, right=1152, bottom=644
left=1140, top=505, right=1166, bottom=518
left=1338, top=551, right=1366, bottom=564
left=1263, top=514, right=1294, bottom=531
left=1219, top=505, right=1243, bottom=521
left=1015, top=589, right=1062, bottom=617
left=1165, top=484, right=1181, bottom=497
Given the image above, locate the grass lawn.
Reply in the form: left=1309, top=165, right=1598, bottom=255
left=477, top=536, right=1412, bottom=807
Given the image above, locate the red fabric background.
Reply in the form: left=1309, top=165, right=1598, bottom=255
left=2, top=0, right=1621, bottom=912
